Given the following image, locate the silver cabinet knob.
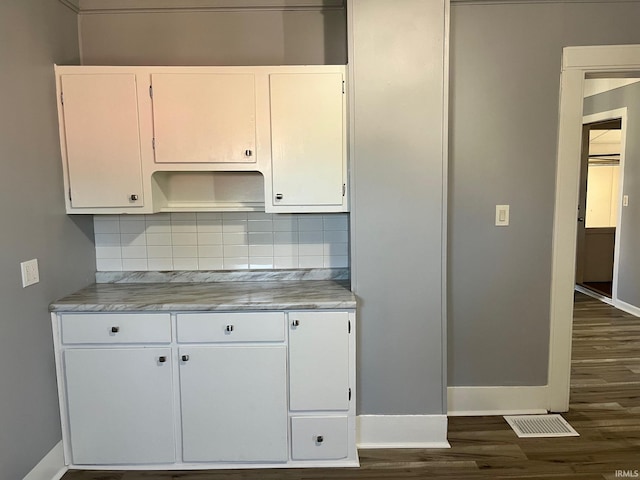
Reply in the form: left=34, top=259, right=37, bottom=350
left=158, top=356, right=167, bottom=363
left=316, top=435, right=324, bottom=444
left=225, top=325, right=234, bottom=332
left=292, top=319, right=300, bottom=327
left=130, top=194, right=139, bottom=201
left=275, top=193, right=283, bottom=200
left=181, top=354, right=190, bottom=362
left=245, top=149, right=253, bottom=157
left=111, top=326, right=120, bottom=333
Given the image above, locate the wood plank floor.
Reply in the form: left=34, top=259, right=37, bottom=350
left=62, top=293, right=640, bottom=479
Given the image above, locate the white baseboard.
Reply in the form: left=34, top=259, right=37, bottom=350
left=614, top=298, right=640, bottom=317
left=22, top=441, right=67, bottom=480
left=447, top=386, right=548, bottom=416
left=356, top=415, right=449, bottom=448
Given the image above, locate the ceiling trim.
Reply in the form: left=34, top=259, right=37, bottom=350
left=58, top=0, right=80, bottom=13
left=77, top=0, right=344, bottom=14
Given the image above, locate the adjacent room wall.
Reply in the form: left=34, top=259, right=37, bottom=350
left=584, top=82, right=640, bottom=308
left=448, top=1, right=640, bottom=387
left=0, top=1, right=96, bottom=479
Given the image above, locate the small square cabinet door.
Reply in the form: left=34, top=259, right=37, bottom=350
left=60, top=74, right=144, bottom=208
left=270, top=73, right=345, bottom=206
left=289, top=311, right=350, bottom=411
left=64, top=348, right=175, bottom=465
left=291, top=416, right=348, bottom=460
left=151, top=73, right=256, bottom=164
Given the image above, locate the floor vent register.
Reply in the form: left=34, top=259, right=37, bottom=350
left=503, top=414, right=579, bottom=438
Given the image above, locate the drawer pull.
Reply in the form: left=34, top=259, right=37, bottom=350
left=225, top=325, right=234, bottom=332
left=182, top=354, right=190, bottom=362
left=158, top=356, right=167, bottom=363
left=292, top=319, right=300, bottom=327
left=316, top=435, right=324, bottom=444
left=111, top=326, right=120, bottom=333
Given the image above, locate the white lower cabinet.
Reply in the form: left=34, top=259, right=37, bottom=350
left=64, top=347, right=175, bottom=465
left=179, top=345, right=288, bottom=462
left=53, top=309, right=356, bottom=470
left=291, top=416, right=349, bottom=460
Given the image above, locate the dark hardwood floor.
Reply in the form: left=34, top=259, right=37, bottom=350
left=62, top=292, right=640, bottom=479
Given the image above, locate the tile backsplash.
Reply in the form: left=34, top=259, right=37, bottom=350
left=94, top=212, right=349, bottom=271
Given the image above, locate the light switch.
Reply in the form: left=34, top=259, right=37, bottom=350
left=623, top=195, right=629, bottom=207
left=20, top=258, right=40, bottom=287
left=496, top=205, right=510, bottom=226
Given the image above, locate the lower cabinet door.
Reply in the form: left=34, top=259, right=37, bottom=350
left=64, top=348, right=175, bottom=465
left=179, top=345, right=288, bottom=462
left=291, top=416, right=348, bottom=460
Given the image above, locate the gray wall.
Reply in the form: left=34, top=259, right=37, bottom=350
left=349, top=0, right=446, bottom=415
left=449, top=1, right=640, bottom=386
left=584, top=83, right=640, bottom=308
left=0, top=1, right=95, bottom=479
left=79, top=7, right=346, bottom=65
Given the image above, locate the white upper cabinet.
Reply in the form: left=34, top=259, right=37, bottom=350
left=60, top=73, right=144, bottom=208
left=151, top=73, right=257, bottom=164
left=269, top=73, right=345, bottom=208
left=54, top=66, right=348, bottom=214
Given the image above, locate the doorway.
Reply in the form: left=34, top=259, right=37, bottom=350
left=548, top=45, right=640, bottom=413
left=575, top=116, right=623, bottom=300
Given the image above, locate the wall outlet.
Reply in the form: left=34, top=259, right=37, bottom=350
left=20, top=259, right=39, bottom=287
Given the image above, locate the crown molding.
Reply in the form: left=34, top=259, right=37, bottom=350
left=77, top=0, right=344, bottom=14
left=58, top=0, right=80, bottom=13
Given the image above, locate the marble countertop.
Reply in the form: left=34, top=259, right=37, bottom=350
left=49, top=280, right=356, bottom=312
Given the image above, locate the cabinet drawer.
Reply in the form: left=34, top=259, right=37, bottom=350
left=177, top=312, right=285, bottom=343
left=60, top=313, right=171, bottom=344
left=291, top=416, right=348, bottom=461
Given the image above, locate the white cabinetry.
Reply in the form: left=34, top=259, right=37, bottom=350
left=176, top=311, right=288, bottom=463
left=151, top=74, right=257, bottom=164
left=58, top=313, right=174, bottom=465
left=269, top=73, right=346, bottom=209
left=54, top=65, right=348, bottom=214
left=179, top=345, right=288, bottom=462
left=59, top=74, right=144, bottom=209
left=52, top=309, right=357, bottom=470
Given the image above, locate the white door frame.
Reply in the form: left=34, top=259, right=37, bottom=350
left=548, top=45, right=640, bottom=412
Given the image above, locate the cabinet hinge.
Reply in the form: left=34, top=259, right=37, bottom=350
left=60, top=91, right=64, bottom=105
left=348, top=320, right=351, bottom=333
left=349, top=388, right=352, bottom=401
left=342, top=184, right=346, bottom=197
left=149, top=85, right=153, bottom=99
left=342, top=80, right=345, bottom=94
left=68, top=188, right=72, bottom=202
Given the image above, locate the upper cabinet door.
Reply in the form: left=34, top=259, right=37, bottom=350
left=151, top=73, right=256, bottom=164
left=61, top=74, right=144, bottom=208
left=270, top=73, right=345, bottom=207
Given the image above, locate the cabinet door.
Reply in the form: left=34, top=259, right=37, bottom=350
left=270, top=73, right=345, bottom=206
left=60, top=74, right=144, bottom=208
left=151, top=73, right=256, bottom=164
left=64, top=348, right=175, bottom=465
left=179, top=345, right=288, bottom=462
left=289, top=311, right=350, bottom=411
